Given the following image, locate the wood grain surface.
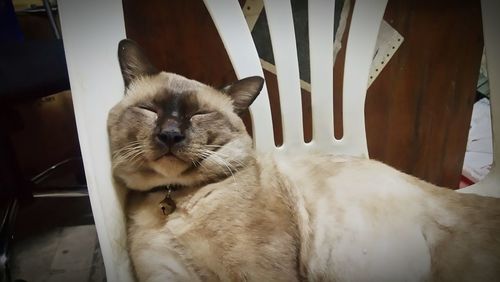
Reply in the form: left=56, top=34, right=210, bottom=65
left=366, top=0, right=483, bottom=188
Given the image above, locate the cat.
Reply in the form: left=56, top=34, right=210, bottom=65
left=108, top=39, right=500, bottom=282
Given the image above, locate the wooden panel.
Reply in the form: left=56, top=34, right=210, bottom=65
left=365, top=0, right=483, bottom=188
left=122, top=0, right=237, bottom=87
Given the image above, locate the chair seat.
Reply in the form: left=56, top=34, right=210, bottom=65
left=0, top=40, right=69, bottom=102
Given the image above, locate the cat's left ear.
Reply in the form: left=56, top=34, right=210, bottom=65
left=221, top=76, right=264, bottom=114
left=118, top=39, right=159, bottom=88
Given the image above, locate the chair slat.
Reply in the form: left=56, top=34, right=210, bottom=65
left=459, top=0, right=500, bottom=197
left=58, top=0, right=133, bottom=281
left=263, top=0, right=304, bottom=149
left=309, top=0, right=335, bottom=149
left=340, top=0, right=388, bottom=157
left=481, top=0, right=500, bottom=170
left=203, top=0, right=275, bottom=152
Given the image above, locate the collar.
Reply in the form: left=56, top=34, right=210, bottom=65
left=146, top=184, right=184, bottom=216
left=146, top=184, right=184, bottom=194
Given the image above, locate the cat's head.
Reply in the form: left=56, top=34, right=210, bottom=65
left=108, top=39, right=263, bottom=191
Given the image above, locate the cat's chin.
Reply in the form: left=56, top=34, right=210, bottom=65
left=155, top=152, right=182, bottom=162
left=153, top=154, right=186, bottom=166
left=150, top=148, right=190, bottom=163
left=150, top=153, right=190, bottom=175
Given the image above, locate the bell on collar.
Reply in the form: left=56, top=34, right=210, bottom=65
left=159, top=188, right=176, bottom=215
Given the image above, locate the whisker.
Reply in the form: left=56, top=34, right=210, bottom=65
left=190, top=145, right=248, bottom=174
left=113, top=142, right=142, bottom=157
left=112, top=141, right=149, bottom=168
left=202, top=149, right=238, bottom=184
left=193, top=159, right=210, bottom=172
left=203, top=144, right=224, bottom=148
left=209, top=150, right=247, bottom=169
left=204, top=148, right=247, bottom=169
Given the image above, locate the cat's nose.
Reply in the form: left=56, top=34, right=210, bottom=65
left=157, top=129, right=185, bottom=147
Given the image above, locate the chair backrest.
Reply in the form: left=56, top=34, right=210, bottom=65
left=58, top=0, right=499, bottom=281
left=458, top=0, right=500, bottom=198
left=59, top=1, right=131, bottom=281
left=204, top=0, right=387, bottom=157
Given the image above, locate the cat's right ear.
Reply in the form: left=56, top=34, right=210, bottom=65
left=221, top=76, right=264, bottom=115
left=118, top=39, right=159, bottom=88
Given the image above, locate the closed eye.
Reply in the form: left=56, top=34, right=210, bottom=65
left=193, top=111, right=215, bottom=116
left=136, top=104, right=157, bottom=113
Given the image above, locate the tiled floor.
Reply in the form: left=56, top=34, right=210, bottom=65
left=10, top=197, right=106, bottom=282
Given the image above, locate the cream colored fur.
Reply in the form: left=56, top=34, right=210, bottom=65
left=109, top=40, right=500, bottom=281
left=123, top=152, right=500, bottom=281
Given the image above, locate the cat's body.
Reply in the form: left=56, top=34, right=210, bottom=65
left=126, top=154, right=500, bottom=281
left=109, top=40, right=500, bottom=281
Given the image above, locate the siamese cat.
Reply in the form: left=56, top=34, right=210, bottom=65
left=108, top=39, right=500, bottom=281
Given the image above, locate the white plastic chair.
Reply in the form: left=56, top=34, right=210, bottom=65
left=458, top=0, right=500, bottom=198
left=204, top=0, right=386, bottom=157
left=58, top=0, right=499, bottom=281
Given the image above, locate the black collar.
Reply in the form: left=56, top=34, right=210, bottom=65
left=146, top=184, right=184, bottom=194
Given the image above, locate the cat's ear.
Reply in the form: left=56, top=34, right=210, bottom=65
left=221, top=76, right=264, bottom=114
left=118, top=39, right=159, bottom=88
